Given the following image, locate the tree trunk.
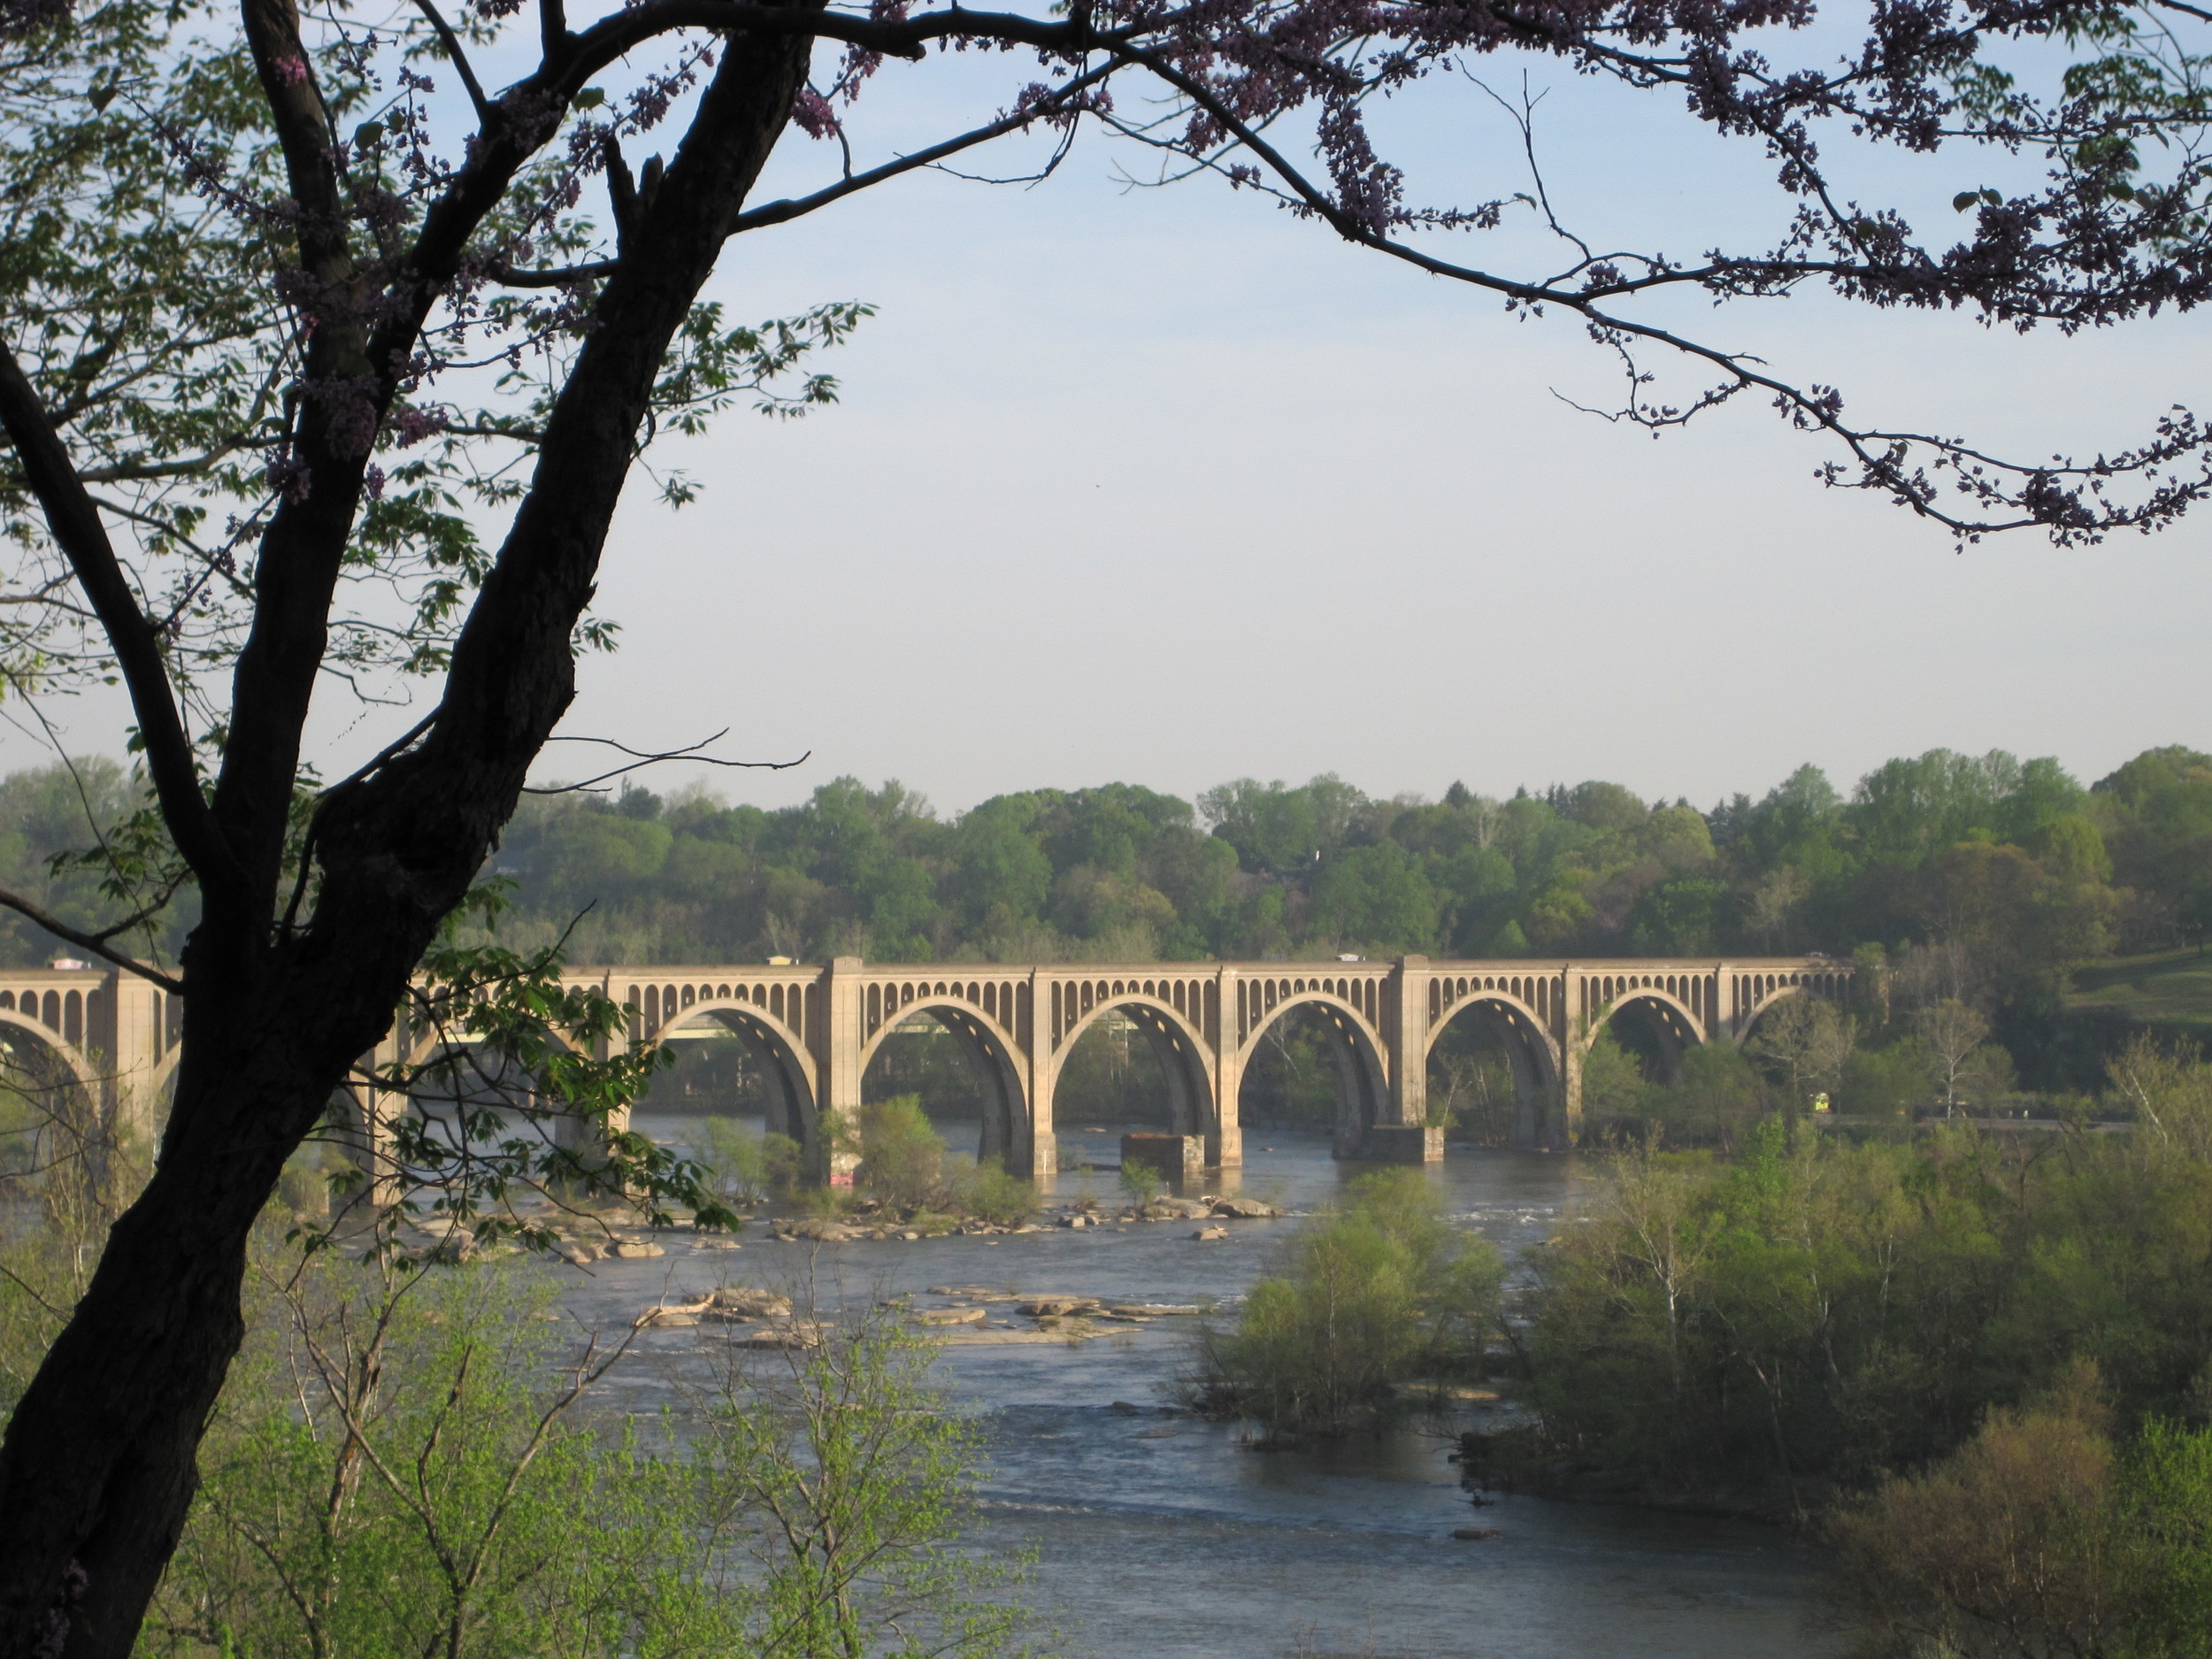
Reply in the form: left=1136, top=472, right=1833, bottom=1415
left=0, top=13, right=817, bottom=1654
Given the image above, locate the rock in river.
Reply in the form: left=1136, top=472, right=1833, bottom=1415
left=711, top=1287, right=793, bottom=1319
left=912, top=1306, right=987, bottom=1325
left=1210, top=1197, right=1281, bottom=1219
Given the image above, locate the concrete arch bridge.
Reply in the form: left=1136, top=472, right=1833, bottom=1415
left=365, top=954, right=1851, bottom=1179
left=3, top=956, right=1850, bottom=1179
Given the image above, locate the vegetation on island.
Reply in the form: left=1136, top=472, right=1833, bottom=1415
left=1181, top=1168, right=1502, bottom=1438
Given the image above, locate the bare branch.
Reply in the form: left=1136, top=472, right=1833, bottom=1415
left=525, top=729, right=811, bottom=795
left=0, top=342, right=241, bottom=898
left=0, top=887, right=185, bottom=992
left=731, top=65, right=1122, bottom=233
left=410, top=0, right=495, bottom=125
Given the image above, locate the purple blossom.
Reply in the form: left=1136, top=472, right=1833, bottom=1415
left=791, top=88, right=839, bottom=139
left=391, top=407, right=449, bottom=447
left=265, top=447, right=313, bottom=503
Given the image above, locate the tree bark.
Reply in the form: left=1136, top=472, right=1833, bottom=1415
left=0, top=12, right=818, bottom=1655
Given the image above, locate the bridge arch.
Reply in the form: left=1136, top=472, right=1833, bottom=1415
left=1424, top=990, right=1561, bottom=1147
left=652, top=999, right=820, bottom=1150
left=1582, top=987, right=1702, bottom=1054
left=0, top=1007, right=102, bottom=1105
left=856, top=996, right=1032, bottom=1172
left=1234, top=982, right=1392, bottom=1158
left=1582, top=986, right=1706, bottom=1092
left=1730, top=969, right=1847, bottom=1047
left=1050, top=993, right=1217, bottom=1141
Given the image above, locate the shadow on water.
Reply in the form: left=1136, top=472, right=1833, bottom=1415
left=595, top=1118, right=1839, bottom=1659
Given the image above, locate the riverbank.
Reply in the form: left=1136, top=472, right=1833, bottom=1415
left=1457, top=1421, right=1824, bottom=1527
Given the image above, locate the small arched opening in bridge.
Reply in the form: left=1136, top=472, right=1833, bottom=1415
left=0, top=1010, right=115, bottom=1212
left=638, top=1002, right=819, bottom=1177
left=1237, top=990, right=1389, bottom=1160
left=856, top=1000, right=1030, bottom=1174
left=1050, top=995, right=1217, bottom=1166
left=1425, top=994, right=1558, bottom=1149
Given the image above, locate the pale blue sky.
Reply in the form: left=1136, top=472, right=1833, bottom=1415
left=18, top=19, right=2210, bottom=814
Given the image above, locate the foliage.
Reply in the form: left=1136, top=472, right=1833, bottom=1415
left=4, top=0, right=2210, bottom=1606
left=849, top=1094, right=1036, bottom=1225
left=853, top=1095, right=945, bottom=1216
left=697, top=1114, right=802, bottom=1205
left=1631, top=1043, right=1770, bottom=1151
left=1826, top=1361, right=2212, bottom=1659
left=1184, top=1168, right=1503, bottom=1438
left=1744, top=995, right=1857, bottom=1119
left=1117, top=1159, right=1163, bottom=1206
left=950, top=1156, right=1038, bottom=1229
left=144, top=1256, right=709, bottom=1659
left=134, top=1249, right=1037, bottom=1659
left=1425, top=1033, right=1516, bottom=1141
left=689, top=1300, right=1040, bottom=1659
left=328, top=894, right=741, bottom=1264
left=1238, top=1006, right=1346, bottom=1134
left=1529, top=1043, right=2212, bottom=1500
left=1578, top=1032, right=1648, bottom=1122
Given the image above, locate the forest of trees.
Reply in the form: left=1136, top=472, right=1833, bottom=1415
left=3, top=744, right=2205, bottom=1092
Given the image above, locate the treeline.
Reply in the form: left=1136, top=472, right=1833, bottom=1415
left=0, top=746, right=2203, bottom=1060
left=472, top=748, right=2204, bottom=995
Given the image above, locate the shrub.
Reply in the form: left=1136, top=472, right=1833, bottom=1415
left=1118, top=1160, right=1164, bottom=1206
left=855, top=1095, right=946, bottom=1215
left=1578, top=1032, right=1650, bottom=1125
left=957, top=1157, right=1039, bottom=1227
left=1184, top=1167, right=1502, bottom=1438
left=1826, top=1360, right=2212, bottom=1659
left=1635, top=1044, right=1768, bottom=1149
left=1839, top=1038, right=1933, bottom=1119
left=699, top=1116, right=790, bottom=1204
left=140, top=1251, right=1036, bottom=1659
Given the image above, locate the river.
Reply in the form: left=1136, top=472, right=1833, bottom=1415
left=558, top=1119, right=1841, bottom=1659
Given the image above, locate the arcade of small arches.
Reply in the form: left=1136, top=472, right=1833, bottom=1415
left=361, top=954, right=1850, bottom=1180
left=0, top=956, right=1851, bottom=1179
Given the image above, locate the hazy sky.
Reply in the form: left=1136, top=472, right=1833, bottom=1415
left=16, top=27, right=2210, bottom=818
